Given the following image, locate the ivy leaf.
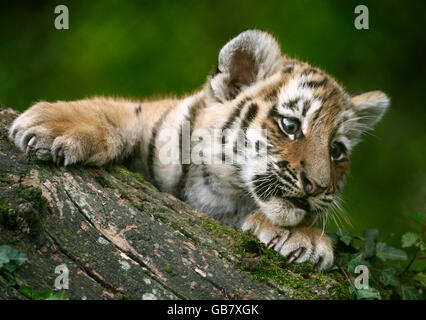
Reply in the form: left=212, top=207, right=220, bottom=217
left=44, top=290, right=69, bottom=300
left=0, top=250, right=9, bottom=268
left=400, top=285, right=422, bottom=300
left=33, top=290, right=55, bottom=300
left=401, top=232, right=419, bottom=248
left=18, top=285, right=34, bottom=299
left=347, top=253, right=368, bottom=273
left=336, top=229, right=354, bottom=246
left=18, top=285, right=69, bottom=300
left=379, top=266, right=399, bottom=287
left=376, top=242, right=408, bottom=261
left=354, top=287, right=382, bottom=300
left=0, top=245, right=27, bottom=273
left=362, top=229, right=379, bottom=258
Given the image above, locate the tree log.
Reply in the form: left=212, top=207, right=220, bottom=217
left=0, top=106, right=352, bottom=300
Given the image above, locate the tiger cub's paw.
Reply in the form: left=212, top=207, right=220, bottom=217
left=242, top=213, right=334, bottom=270
left=9, top=102, right=105, bottom=166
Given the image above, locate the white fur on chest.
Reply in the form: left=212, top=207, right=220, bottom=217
left=184, top=165, right=257, bottom=227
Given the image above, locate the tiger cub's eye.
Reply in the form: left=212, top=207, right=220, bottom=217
left=330, top=141, right=346, bottom=160
left=281, top=117, right=300, bottom=135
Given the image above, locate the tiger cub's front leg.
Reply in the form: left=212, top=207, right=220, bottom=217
left=242, top=212, right=334, bottom=270
left=9, top=98, right=143, bottom=166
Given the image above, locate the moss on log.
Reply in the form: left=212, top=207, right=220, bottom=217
left=0, top=106, right=352, bottom=300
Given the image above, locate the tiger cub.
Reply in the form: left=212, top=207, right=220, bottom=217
left=9, top=30, right=389, bottom=270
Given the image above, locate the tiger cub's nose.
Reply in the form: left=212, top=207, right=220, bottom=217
left=300, top=170, right=326, bottom=196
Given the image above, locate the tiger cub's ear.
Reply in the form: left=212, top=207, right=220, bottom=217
left=208, top=30, right=283, bottom=102
left=346, top=91, right=390, bottom=143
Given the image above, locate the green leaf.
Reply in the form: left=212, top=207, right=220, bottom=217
left=0, top=251, right=10, bottom=268
left=355, top=287, right=382, bottom=300
left=18, top=285, right=34, bottom=299
left=379, top=266, right=399, bottom=287
left=400, top=285, right=422, bottom=300
left=33, top=290, right=55, bottom=300
left=376, top=242, right=408, bottom=261
left=44, top=291, right=69, bottom=300
left=18, top=285, right=69, bottom=300
left=0, top=245, right=27, bottom=272
left=347, top=253, right=367, bottom=273
left=336, top=229, right=354, bottom=246
left=362, top=229, right=379, bottom=258
left=401, top=232, right=419, bottom=248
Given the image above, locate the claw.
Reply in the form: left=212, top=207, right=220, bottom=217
left=26, top=136, right=37, bottom=154
left=268, top=236, right=280, bottom=249
left=28, top=136, right=37, bottom=147
left=288, top=248, right=303, bottom=264
left=272, top=231, right=290, bottom=251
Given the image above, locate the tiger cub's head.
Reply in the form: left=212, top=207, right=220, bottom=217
left=205, top=30, right=390, bottom=227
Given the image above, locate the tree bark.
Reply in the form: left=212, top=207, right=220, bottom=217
left=0, top=106, right=351, bottom=300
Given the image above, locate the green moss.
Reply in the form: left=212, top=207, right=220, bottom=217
left=198, top=215, right=353, bottom=299
left=131, top=202, right=143, bottom=211
left=240, top=243, right=352, bottom=299
left=164, top=267, right=176, bottom=277
left=329, top=279, right=353, bottom=299
left=115, top=167, right=146, bottom=185
left=0, top=197, right=12, bottom=214
left=199, top=215, right=236, bottom=238
left=0, top=197, right=14, bottom=228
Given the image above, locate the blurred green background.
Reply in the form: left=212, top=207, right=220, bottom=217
left=0, top=0, right=424, bottom=246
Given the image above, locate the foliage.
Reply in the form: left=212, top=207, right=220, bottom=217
left=0, top=245, right=68, bottom=300
left=330, top=217, right=425, bottom=300
left=402, top=232, right=419, bottom=248
left=0, top=245, right=27, bottom=273
left=18, top=285, right=69, bottom=300
left=0, top=245, right=28, bottom=287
